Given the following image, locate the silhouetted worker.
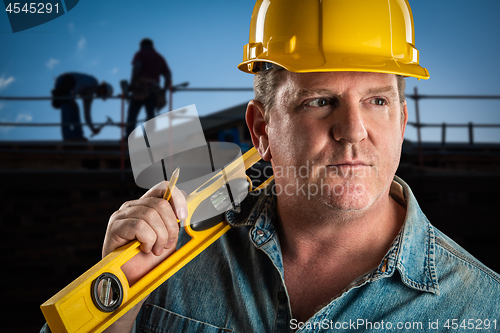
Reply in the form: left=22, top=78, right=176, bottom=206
left=51, top=72, right=113, bottom=141
left=126, top=38, right=172, bottom=138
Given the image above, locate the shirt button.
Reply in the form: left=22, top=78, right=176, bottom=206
left=278, top=291, right=287, bottom=303
left=256, top=229, right=264, bottom=236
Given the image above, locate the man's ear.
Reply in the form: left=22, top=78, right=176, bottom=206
left=246, top=100, right=272, bottom=161
left=401, top=101, right=408, bottom=141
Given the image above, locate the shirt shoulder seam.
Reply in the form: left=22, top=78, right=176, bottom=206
left=434, top=236, right=500, bottom=284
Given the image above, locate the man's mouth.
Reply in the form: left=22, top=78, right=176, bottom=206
left=329, top=160, right=370, bottom=168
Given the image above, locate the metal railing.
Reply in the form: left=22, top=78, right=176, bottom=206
left=1, top=86, right=499, bottom=146
left=406, top=87, right=500, bottom=167
left=1, top=86, right=499, bottom=172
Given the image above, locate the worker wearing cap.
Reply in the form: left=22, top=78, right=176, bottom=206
left=51, top=72, right=113, bottom=141
left=97, top=1, right=500, bottom=332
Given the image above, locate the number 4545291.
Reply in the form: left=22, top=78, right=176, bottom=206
left=5, top=2, right=59, bottom=14
left=444, top=319, right=497, bottom=330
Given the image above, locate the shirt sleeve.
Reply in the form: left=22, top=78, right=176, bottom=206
left=40, top=323, right=51, bottom=333
left=132, top=51, right=143, bottom=65
left=157, top=54, right=169, bottom=76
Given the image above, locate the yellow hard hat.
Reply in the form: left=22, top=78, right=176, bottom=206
left=238, top=0, right=429, bottom=79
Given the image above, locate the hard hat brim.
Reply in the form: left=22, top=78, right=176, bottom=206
left=238, top=56, right=429, bottom=80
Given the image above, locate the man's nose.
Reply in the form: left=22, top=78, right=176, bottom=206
left=332, top=102, right=368, bottom=144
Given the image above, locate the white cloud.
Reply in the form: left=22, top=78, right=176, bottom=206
left=68, top=22, right=74, bottom=33
left=0, top=112, right=32, bottom=135
left=77, top=36, right=86, bottom=52
left=46, top=58, right=59, bottom=70
left=111, top=68, right=119, bottom=74
left=0, top=75, right=15, bottom=91
left=16, top=113, right=33, bottom=122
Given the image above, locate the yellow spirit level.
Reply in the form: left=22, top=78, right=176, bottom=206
left=41, top=147, right=265, bottom=333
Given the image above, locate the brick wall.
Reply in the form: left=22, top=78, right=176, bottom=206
left=1, top=141, right=499, bottom=332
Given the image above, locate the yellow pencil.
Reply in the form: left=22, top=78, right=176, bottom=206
left=163, top=167, right=180, bottom=201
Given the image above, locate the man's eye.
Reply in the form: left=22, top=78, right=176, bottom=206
left=306, top=98, right=330, bottom=107
left=370, top=98, right=387, bottom=106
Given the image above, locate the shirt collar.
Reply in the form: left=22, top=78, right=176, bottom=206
left=226, top=176, right=439, bottom=294
left=391, top=176, right=439, bottom=294
left=226, top=182, right=278, bottom=247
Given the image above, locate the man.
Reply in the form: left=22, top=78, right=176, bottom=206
left=125, top=38, right=172, bottom=138
left=42, top=0, right=499, bottom=332
left=51, top=72, right=113, bottom=141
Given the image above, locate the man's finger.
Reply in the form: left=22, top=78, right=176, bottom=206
left=141, top=181, right=168, bottom=199
left=168, top=186, right=188, bottom=221
left=140, top=181, right=188, bottom=221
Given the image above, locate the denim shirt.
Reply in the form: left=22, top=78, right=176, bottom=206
left=40, top=176, right=500, bottom=333
left=127, top=176, right=500, bottom=332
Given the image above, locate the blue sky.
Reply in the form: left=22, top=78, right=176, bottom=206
left=0, top=0, right=499, bottom=143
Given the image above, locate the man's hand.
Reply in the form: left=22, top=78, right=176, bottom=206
left=102, top=181, right=188, bottom=332
left=103, top=181, right=188, bottom=286
left=157, top=88, right=167, bottom=112
left=90, top=127, right=101, bottom=137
